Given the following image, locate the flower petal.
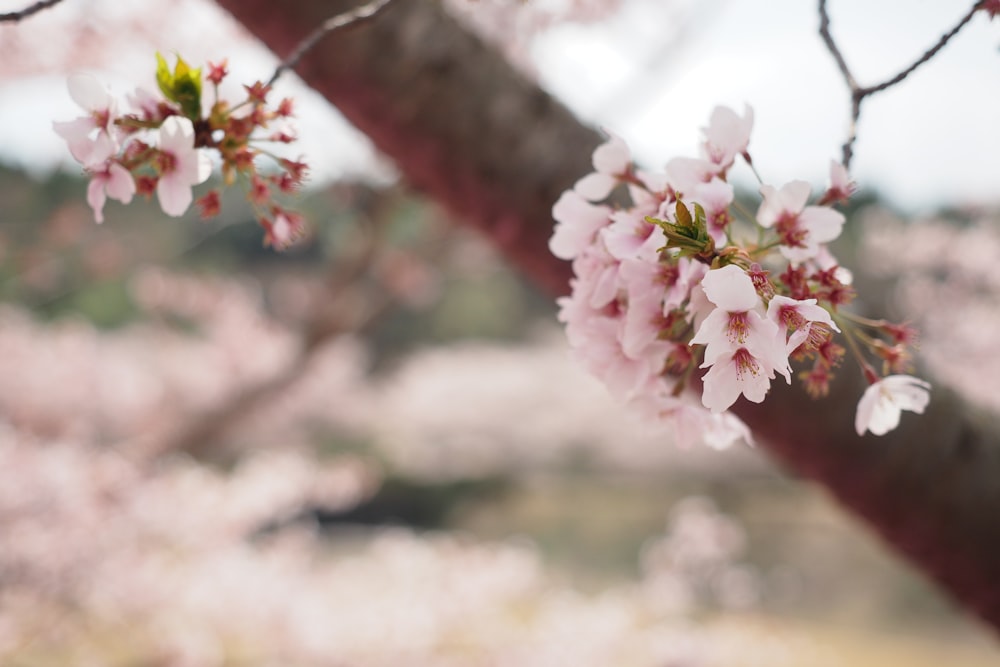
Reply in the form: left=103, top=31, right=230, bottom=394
left=700, top=265, right=759, bottom=312
left=592, top=131, right=630, bottom=175
left=157, top=175, right=193, bottom=217
left=67, top=73, right=111, bottom=112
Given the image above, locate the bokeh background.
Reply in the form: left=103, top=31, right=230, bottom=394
left=2, top=0, right=1000, bottom=664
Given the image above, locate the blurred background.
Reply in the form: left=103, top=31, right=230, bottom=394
left=1, top=0, right=1000, bottom=665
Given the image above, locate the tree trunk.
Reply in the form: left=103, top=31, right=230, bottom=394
left=214, top=0, right=1000, bottom=632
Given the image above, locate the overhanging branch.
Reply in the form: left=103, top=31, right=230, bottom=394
left=215, top=0, right=1000, bottom=632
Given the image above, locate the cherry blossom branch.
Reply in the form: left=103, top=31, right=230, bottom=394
left=0, top=0, right=65, bottom=22
left=267, top=0, right=395, bottom=87
left=819, top=0, right=984, bottom=169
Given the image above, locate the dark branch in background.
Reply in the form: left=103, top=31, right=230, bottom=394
left=267, top=0, right=395, bottom=87
left=819, top=0, right=984, bottom=169
left=0, top=0, right=65, bottom=22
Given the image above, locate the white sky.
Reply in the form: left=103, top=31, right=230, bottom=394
left=0, top=0, right=997, bottom=213
left=532, top=0, right=1000, bottom=212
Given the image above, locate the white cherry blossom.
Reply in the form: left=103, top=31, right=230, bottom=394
left=855, top=375, right=932, bottom=436
left=701, top=104, right=753, bottom=175
left=766, top=295, right=840, bottom=354
left=156, top=116, right=212, bottom=217
left=52, top=73, right=122, bottom=166
left=757, top=180, right=845, bottom=264
left=691, top=266, right=790, bottom=413
left=550, top=190, right=612, bottom=260
left=573, top=130, right=631, bottom=201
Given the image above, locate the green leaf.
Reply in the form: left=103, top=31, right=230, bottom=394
left=155, top=52, right=174, bottom=102
left=154, top=52, right=202, bottom=120
left=674, top=201, right=692, bottom=229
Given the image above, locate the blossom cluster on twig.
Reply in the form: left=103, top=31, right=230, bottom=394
left=550, top=106, right=929, bottom=444
left=53, top=53, right=309, bottom=249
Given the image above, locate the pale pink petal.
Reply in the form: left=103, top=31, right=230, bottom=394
left=703, top=410, right=754, bottom=449
left=700, top=265, right=759, bottom=312
left=701, top=357, right=747, bottom=413
left=693, top=308, right=781, bottom=370
left=685, top=283, right=713, bottom=332
left=801, top=206, right=845, bottom=244
left=157, top=175, right=194, bottom=217
left=665, top=157, right=714, bottom=196
left=549, top=190, right=611, bottom=260
left=621, top=290, right=664, bottom=359
left=592, top=131, right=630, bottom=174
left=667, top=259, right=706, bottom=312
left=83, top=132, right=116, bottom=169
left=825, top=160, right=856, bottom=201
left=778, top=180, right=812, bottom=212
left=53, top=117, right=102, bottom=164
left=702, top=104, right=753, bottom=170
left=67, top=73, right=111, bottom=112
left=574, top=172, right=616, bottom=201
left=153, top=117, right=207, bottom=217
left=196, top=150, right=213, bottom=184
left=158, top=116, right=195, bottom=153
left=690, top=308, right=734, bottom=364
left=86, top=176, right=108, bottom=223
left=602, top=211, right=663, bottom=262
left=636, top=169, right=669, bottom=194
left=766, top=296, right=839, bottom=332
left=587, top=260, right=619, bottom=308
left=855, top=375, right=931, bottom=436
left=52, top=117, right=94, bottom=144
left=757, top=181, right=810, bottom=227
left=128, top=87, right=161, bottom=116
left=758, top=326, right=792, bottom=384
left=105, top=163, right=136, bottom=204
left=692, top=177, right=734, bottom=245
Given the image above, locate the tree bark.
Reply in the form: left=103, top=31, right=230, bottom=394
left=215, top=0, right=1000, bottom=632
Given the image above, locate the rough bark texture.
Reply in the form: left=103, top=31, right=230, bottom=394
left=218, top=0, right=587, bottom=296
left=215, top=0, right=1000, bottom=632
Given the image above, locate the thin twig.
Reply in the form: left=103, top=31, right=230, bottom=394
left=818, top=0, right=984, bottom=169
left=267, top=0, right=395, bottom=87
left=0, top=0, right=65, bottom=22
left=863, top=5, right=982, bottom=96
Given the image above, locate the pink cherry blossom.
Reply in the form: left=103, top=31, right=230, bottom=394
left=700, top=347, right=778, bottom=413
left=573, top=130, right=631, bottom=201
left=549, top=190, right=612, bottom=260
left=821, top=160, right=856, bottom=205
left=757, top=180, right=845, bottom=264
left=766, top=295, right=840, bottom=354
left=631, top=386, right=753, bottom=450
left=855, top=375, right=932, bottom=436
left=701, top=104, right=753, bottom=175
left=74, top=132, right=135, bottom=223
left=620, top=285, right=671, bottom=359
left=664, top=157, right=715, bottom=200
left=87, top=160, right=136, bottom=224
left=691, top=265, right=773, bottom=364
left=156, top=116, right=212, bottom=217
left=571, top=244, right=621, bottom=309
left=691, top=178, right=735, bottom=246
left=53, top=73, right=122, bottom=166
left=602, top=208, right=665, bottom=262
left=559, top=301, right=667, bottom=401
left=691, top=266, right=790, bottom=412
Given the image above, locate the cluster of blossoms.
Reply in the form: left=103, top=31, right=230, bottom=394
left=551, top=106, right=930, bottom=444
left=53, top=54, right=309, bottom=248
